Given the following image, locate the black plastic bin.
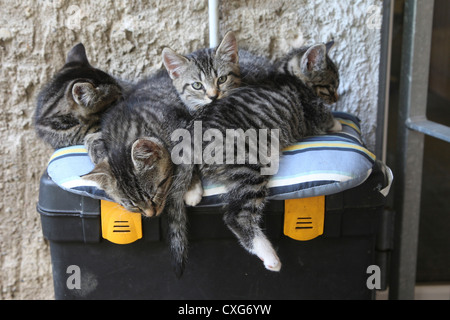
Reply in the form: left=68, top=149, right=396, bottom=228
left=37, top=161, right=392, bottom=300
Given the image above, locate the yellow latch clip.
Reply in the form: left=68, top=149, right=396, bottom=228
left=284, top=196, right=325, bottom=241
left=101, top=200, right=143, bottom=244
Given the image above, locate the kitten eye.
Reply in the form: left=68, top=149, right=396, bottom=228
left=316, top=86, right=331, bottom=97
left=192, top=82, right=203, bottom=90
left=217, top=75, right=227, bottom=84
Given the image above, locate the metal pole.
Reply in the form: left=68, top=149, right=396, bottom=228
left=375, top=0, right=394, bottom=163
left=208, top=0, right=220, bottom=47
left=389, top=0, right=435, bottom=300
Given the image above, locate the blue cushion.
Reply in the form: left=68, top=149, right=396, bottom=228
left=47, top=112, right=377, bottom=205
left=46, top=146, right=110, bottom=200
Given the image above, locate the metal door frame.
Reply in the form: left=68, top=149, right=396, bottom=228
left=389, top=0, right=450, bottom=300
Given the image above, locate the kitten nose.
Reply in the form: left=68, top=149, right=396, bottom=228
left=206, top=89, right=218, bottom=101
left=142, top=208, right=155, bottom=217
left=207, top=94, right=218, bottom=101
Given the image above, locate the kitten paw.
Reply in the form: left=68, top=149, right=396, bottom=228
left=262, top=256, right=282, bottom=272
left=183, top=181, right=203, bottom=206
left=328, top=119, right=342, bottom=132
left=252, top=236, right=282, bottom=272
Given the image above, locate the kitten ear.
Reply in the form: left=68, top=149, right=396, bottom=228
left=131, top=138, right=164, bottom=171
left=72, top=82, right=96, bottom=107
left=216, top=31, right=238, bottom=64
left=66, top=43, right=90, bottom=65
left=325, top=40, right=335, bottom=53
left=81, top=159, right=113, bottom=189
left=301, top=44, right=327, bottom=74
left=162, top=48, right=189, bottom=80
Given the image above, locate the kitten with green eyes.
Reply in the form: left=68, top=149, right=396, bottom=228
left=162, top=31, right=240, bottom=114
left=43, top=38, right=341, bottom=276
left=162, top=32, right=340, bottom=116
left=163, top=35, right=340, bottom=206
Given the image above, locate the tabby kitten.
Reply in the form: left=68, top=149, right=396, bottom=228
left=166, top=38, right=340, bottom=205
left=162, top=31, right=240, bottom=114
left=82, top=69, right=195, bottom=276
left=276, top=41, right=339, bottom=104
left=82, top=38, right=341, bottom=274
left=174, top=40, right=341, bottom=271
left=84, top=48, right=340, bottom=274
left=34, top=43, right=124, bottom=150
left=239, top=40, right=339, bottom=104
left=188, top=69, right=339, bottom=271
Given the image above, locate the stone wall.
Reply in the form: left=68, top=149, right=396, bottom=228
left=0, top=0, right=381, bottom=299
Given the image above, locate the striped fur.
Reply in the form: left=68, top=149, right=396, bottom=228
left=83, top=69, right=195, bottom=276
left=275, top=41, right=340, bottom=104
left=164, top=36, right=339, bottom=119
left=162, top=31, right=241, bottom=114
left=191, top=72, right=338, bottom=271
left=238, top=49, right=276, bottom=85
left=82, top=42, right=340, bottom=275
left=84, top=65, right=337, bottom=274
left=34, top=43, right=124, bottom=149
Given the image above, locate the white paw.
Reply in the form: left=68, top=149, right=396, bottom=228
left=329, top=119, right=342, bottom=132
left=252, top=236, right=282, bottom=272
left=183, top=181, right=203, bottom=206
left=263, top=255, right=282, bottom=272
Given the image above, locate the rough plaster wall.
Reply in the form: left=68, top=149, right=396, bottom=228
left=0, top=0, right=381, bottom=299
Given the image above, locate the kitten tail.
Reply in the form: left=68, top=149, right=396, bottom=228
left=167, top=204, right=189, bottom=278
left=165, top=164, right=194, bottom=278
